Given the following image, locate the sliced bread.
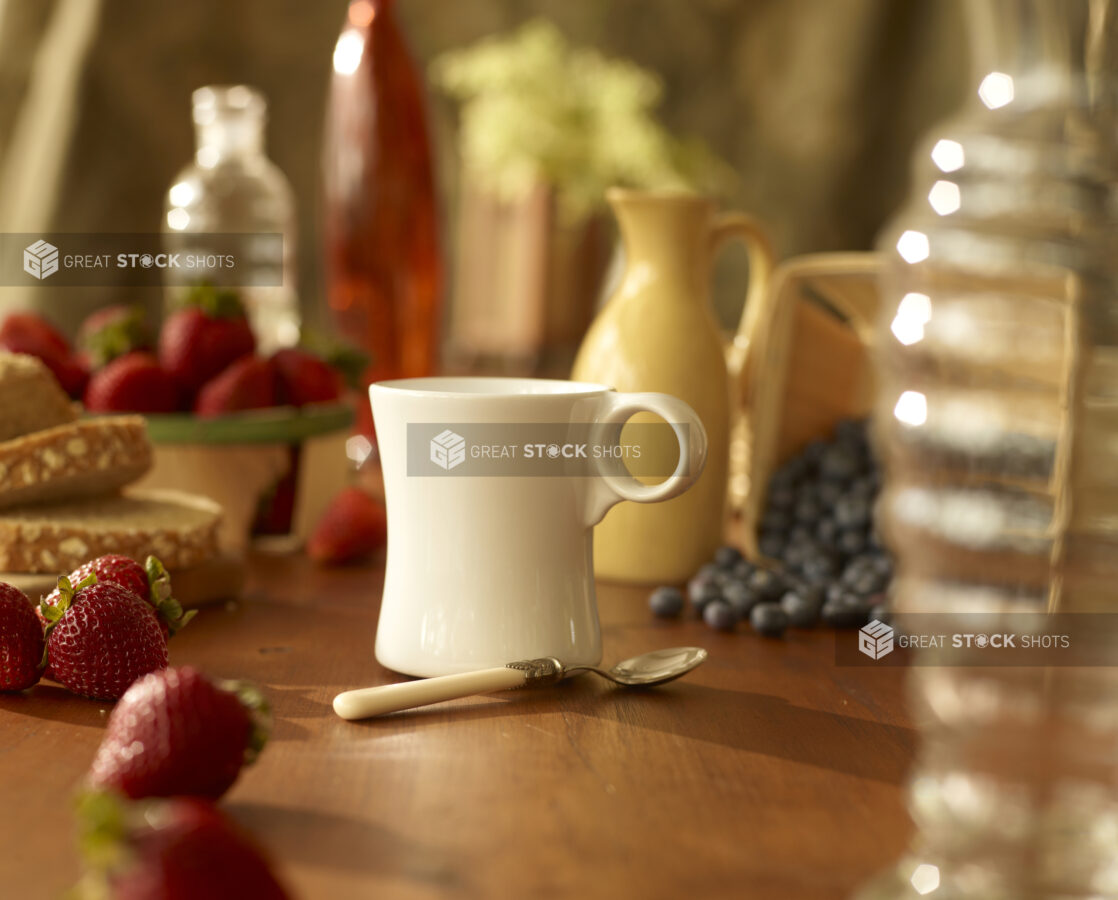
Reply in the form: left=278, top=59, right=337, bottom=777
left=0, top=488, right=221, bottom=573
left=1, top=551, right=245, bottom=607
left=0, top=416, right=153, bottom=509
left=0, top=352, right=77, bottom=441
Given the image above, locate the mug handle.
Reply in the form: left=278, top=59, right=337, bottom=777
left=712, top=213, right=775, bottom=385
left=583, top=392, right=708, bottom=527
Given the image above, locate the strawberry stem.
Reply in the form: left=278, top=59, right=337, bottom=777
left=39, top=573, right=98, bottom=666
left=81, top=305, right=150, bottom=368
left=182, top=283, right=246, bottom=319
left=143, top=556, right=196, bottom=636
left=220, top=679, right=272, bottom=765
left=73, top=790, right=131, bottom=899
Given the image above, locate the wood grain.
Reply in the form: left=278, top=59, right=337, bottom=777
left=0, top=553, right=914, bottom=900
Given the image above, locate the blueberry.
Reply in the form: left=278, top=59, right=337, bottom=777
left=835, top=418, right=867, bottom=445
left=794, top=481, right=819, bottom=504
left=842, top=556, right=886, bottom=588
left=870, top=550, right=892, bottom=573
left=758, top=533, right=785, bottom=559
left=697, top=563, right=722, bottom=582
left=774, top=457, right=809, bottom=484
left=747, top=568, right=785, bottom=602
left=722, top=580, right=758, bottom=618
left=800, top=551, right=838, bottom=583
left=768, top=469, right=796, bottom=493
left=714, top=545, right=744, bottom=569
left=761, top=509, right=791, bottom=534
left=788, top=524, right=813, bottom=544
left=820, top=445, right=860, bottom=482
left=835, top=495, right=871, bottom=530
left=781, top=588, right=823, bottom=628
left=849, top=569, right=886, bottom=597
left=816, top=481, right=843, bottom=506
left=794, top=498, right=822, bottom=524
left=750, top=602, right=789, bottom=637
left=766, top=484, right=796, bottom=510
left=821, top=593, right=872, bottom=628
left=703, top=599, right=738, bottom=631
left=815, top=517, right=839, bottom=546
left=782, top=542, right=810, bottom=569
left=803, top=440, right=828, bottom=464
left=688, top=575, right=720, bottom=609
left=837, top=529, right=866, bottom=558
left=850, top=475, right=876, bottom=497
left=648, top=586, right=684, bottom=617
left=732, top=558, right=755, bottom=581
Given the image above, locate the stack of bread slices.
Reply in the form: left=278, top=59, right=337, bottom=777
left=0, top=353, right=221, bottom=575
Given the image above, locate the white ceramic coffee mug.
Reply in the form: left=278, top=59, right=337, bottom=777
left=370, top=377, right=708, bottom=677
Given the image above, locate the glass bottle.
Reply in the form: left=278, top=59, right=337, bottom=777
left=858, top=1, right=1118, bottom=898
left=164, top=85, right=300, bottom=352
left=322, top=0, right=443, bottom=395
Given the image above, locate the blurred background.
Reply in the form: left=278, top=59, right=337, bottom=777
left=0, top=0, right=970, bottom=343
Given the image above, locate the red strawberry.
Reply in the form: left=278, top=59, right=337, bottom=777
left=53, top=352, right=91, bottom=398
left=89, top=666, right=270, bottom=800
left=0, top=583, right=43, bottom=691
left=252, top=447, right=300, bottom=535
left=158, top=286, right=256, bottom=398
left=0, top=310, right=88, bottom=397
left=272, top=347, right=342, bottom=406
left=0, top=310, right=71, bottom=361
left=307, top=486, right=387, bottom=565
left=41, top=575, right=167, bottom=700
left=77, top=792, right=292, bottom=900
left=38, top=554, right=194, bottom=638
left=84, top=351, right=179, bottom=413
left=78, top=304, right=152, bottom=368
left=194, top=355, right=276, bottom=417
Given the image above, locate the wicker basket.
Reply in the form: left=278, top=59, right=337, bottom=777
left=730, top=252, right=882, bottom=560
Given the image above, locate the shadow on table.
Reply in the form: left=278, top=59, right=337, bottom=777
left=351, top=679, right=915, bottom=785
left=228, top=800, right=461, bottom=889
left=568, top=682, right=916, bottom=785
left=0, top=682, right=113, bottom=727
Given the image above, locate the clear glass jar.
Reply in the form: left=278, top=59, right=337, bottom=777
left=163, top=85, right=300, bottom=351
left=858, top=0, right=1118, bottom=897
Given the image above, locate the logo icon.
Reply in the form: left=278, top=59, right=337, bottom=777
left=23, top=240, right=59, bottom=280
left=858, top=619, right=894, bottom=660
left=430, top=429, right=466, bottom=471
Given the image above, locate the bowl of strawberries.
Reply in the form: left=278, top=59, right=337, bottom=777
left=0, top=287, right=358, bottom=554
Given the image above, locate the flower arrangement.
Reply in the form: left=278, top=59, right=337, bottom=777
left=432, top=20, right=734, bottom=222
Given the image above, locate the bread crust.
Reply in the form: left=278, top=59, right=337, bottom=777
left=0, top=353, right=77, bottom=442
left=0, top=417, right=152, bottom=509
left=0, top=489, right=222, bottom=573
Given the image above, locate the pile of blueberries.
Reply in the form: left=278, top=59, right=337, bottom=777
left=648, top=419, right=892, bottom=637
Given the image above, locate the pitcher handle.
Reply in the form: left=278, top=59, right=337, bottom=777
left=583, top=392, right=708, bottom=527
left=711, top=213, right=776, bottom=383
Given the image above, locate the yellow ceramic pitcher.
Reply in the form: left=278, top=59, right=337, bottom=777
left=572, top=188, right=773, bottom=584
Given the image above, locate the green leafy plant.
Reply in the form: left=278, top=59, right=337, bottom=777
left=432, top=20, right=734, bottom=221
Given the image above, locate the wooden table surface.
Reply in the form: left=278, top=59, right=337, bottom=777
left=0, top=553, right=915, bottom=900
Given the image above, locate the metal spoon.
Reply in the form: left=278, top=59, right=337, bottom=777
left=333, top=647, right=708, bottom=721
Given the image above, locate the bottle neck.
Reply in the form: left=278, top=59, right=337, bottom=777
left=194, top=117, right=264, bottom=165
left=964, top=0, right=1085, bottom=102
left=612, top=195, right=711, bottom=299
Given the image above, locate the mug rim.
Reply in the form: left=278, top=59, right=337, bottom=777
left=370, top=376, right=612, bottom=399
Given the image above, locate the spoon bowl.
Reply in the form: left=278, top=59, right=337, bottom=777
left=567, top=647, right=708, bottom=686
